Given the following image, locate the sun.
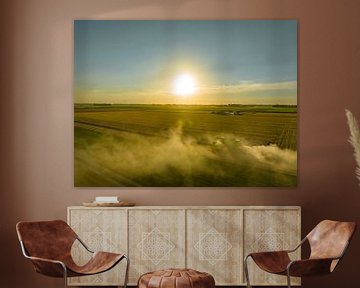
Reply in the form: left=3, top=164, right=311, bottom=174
left=172, top=73, right=197, bottom=96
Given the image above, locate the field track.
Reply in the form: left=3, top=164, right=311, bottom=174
left=75, top=104, right=297, bottom=150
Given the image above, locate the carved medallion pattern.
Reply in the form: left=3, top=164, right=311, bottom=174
left=138, top=228, right=175, bottom=265
left=252, top=228, right=287, bottom=252
left=194, top=227, right=232, bottom=265
left=83, top=227, right=113, bottom=252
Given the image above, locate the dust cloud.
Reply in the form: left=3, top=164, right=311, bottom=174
left=75, top=125, right=297, bottom=187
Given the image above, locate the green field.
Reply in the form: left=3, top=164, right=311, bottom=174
left=74, top=104, right=297, bottom=187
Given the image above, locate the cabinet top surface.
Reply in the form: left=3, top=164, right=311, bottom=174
left=68, top=205, right=301, bottom=210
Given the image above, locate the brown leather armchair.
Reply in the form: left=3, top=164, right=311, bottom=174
left=244, top=220, right=356, bottom=288
left=16, top=220, right=129, bottom=288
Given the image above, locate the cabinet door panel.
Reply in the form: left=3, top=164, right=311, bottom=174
left=187, top=209, right=243, bottom=285
left=68, top=209, right=127, bottom=286
left=128, top=209, right=186, bottom=284
left=244, top=209, right=301, bottom=286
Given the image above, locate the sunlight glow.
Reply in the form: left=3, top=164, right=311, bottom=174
left=172, top=73, right=197, bottom=96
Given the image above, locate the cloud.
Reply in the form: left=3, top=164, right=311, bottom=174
left=243, top=144, right=297, bottom=175
left=198, top=81, right=297, bottom=94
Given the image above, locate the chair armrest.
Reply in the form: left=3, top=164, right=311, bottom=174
left=287, top=258, right=336, bottom=277
left=26, top=255, right=67, bottom=278
left=76, top=236, right=94, bottom=253
left=26, top=255, right=65, bottom=265
left=248, top=250, right=289, bottom=256
left=19, top=240, right=67, bottom=277
left=245, top=237, right=306, bottom=259
left=247, top=250, right=291, bottom=262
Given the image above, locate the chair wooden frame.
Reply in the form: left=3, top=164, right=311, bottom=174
left=243, top=220, right=356, bottom=288
left=16, top=220, right=129, bottom=288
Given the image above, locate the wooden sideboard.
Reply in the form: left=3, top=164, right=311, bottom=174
left=67, top=206, right=301, bottom=286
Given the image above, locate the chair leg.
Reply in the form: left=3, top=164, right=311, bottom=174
left=123, top=255, right=130, bottom=288
left=286, top=269, right=291, bottom=288
left=243, top=255, right=252, bottom=288
left=62, top=264, right=68, bottom=288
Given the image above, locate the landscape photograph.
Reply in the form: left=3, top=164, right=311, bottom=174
left=74, top=20, right=297, bottom=187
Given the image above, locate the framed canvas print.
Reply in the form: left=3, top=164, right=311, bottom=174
left=74, top=20, right=297, bottom=187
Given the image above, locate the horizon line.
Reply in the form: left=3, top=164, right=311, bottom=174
left=74, top=103, right=297, bottom=106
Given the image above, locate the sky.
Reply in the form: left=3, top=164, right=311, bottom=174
left=74, top=20, right=297, bottom=105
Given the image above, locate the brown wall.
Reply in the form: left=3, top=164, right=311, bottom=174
left=1, top=0, right=360, bottom=287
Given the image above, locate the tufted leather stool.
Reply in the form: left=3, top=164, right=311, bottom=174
left=138, top=268, right=215, bottom=288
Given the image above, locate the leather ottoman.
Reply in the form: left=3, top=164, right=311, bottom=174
left=138, top=268, right=215, bottom=288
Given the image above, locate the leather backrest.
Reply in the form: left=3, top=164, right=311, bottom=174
left=307, top=220, right=356, bottom=259
left=16, top=220, right=77, bottom=261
